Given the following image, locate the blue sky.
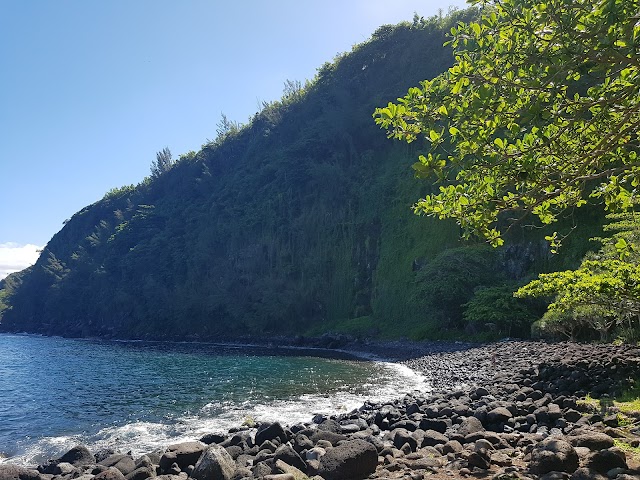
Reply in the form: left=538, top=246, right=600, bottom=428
left=0, top=0, right=468, bottom=278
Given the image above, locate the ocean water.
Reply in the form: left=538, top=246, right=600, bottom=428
left=0, top=334, right=428, bottom=466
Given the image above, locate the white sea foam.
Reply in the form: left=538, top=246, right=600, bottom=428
left=4, top=360, right=428, bottom=466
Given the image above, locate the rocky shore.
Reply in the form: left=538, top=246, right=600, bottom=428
left=2, top=340, right=640, bottom=480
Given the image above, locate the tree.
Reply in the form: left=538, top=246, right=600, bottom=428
left=374, top=0, right=640, bottom=248
left=515, top=208, right=640, bottom=340
left=150, top=147, right=174, bottom=179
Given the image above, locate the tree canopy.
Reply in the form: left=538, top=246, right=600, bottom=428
left=374, top=0, right=640, bottom=248
left=515, top=208, right=640, bottom=340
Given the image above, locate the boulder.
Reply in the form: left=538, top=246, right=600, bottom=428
left=568, top=467, right=608, bottom=480
left=419, top=418, right=448, bottom=433
left=255, top=422, right=288, bottom=446
left=442, top=440, right=463, bottom=455
left=316, top=439, right=378, bottom=480
left=159, top=442, right=206, bottom=473
left=392, top=428, right=417, bottom=451
left=274, top=460, right=308, bottom=480
left=308, top=430, right=347, bottom=446
left=200, top=433, right=226, bottom=445
left=100, top=454, right=136, bottom=476
left=466, top=451, right=490, bottom=470
left=530, top=438, right=579, bottom=475
left=457, top=416, right=485, bottom=436
left=420, top=429, right=448, bottom=447
left=190, top=445, right=236, bottom=480
left=124, top=466, right=155, bottom=480
left=273, top=444, right=306, bottom=472
left=57, top=445, right=96, bottom=467
left=94, top=468, right=127, bottom=480
left=487, top=407, right=513, bottom=425
left=586, top=448, right=627, bottom=473
left=0, top=465, right=43, bottom=480
left=568, top=433, right=614, bottom=450
left=49, top=463, right=77, bottom=476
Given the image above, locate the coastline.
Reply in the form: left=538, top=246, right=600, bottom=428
left=2, top=338, right=640, bottom=479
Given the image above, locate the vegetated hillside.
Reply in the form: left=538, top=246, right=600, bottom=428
left=0, top=9, right=603, bottom=341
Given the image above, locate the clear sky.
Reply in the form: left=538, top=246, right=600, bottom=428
left=0, top=0, right=468, bottom=278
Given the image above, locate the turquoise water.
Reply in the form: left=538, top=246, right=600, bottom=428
left=0, top=334, right=427, bottom=465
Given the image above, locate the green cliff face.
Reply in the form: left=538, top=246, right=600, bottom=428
left=0, top=9, right=601, bottom=340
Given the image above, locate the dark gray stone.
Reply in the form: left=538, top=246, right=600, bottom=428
left=420, top=429, right=448, bottom=447
left=273, top=444, right=306, bottom=472
left=124, top=466, right=155, bottom=480
left=191, top=445, right=235, bottom=480
left=200, top=433, right=227, bottom=445
left=316, top=439, right=378, bottom=480
left=94, top=468, right=127, bottom=480
left=57, top=445, right=95, bottom=467
left=457, top=416, right=485, bottom=436
left=530, top=438, right=579, bottom=475
left=487, top=407, right=513, bottom=425
left=586, top=448, right=627, bottom=473
left=568, top=433, right=614, bottom=451
left=100, top=455, right=136, bottom=476
left=0, top=465, right=43, bottom=480
left=255, top=422, right=288, bottom=446
left=419, top=418, right=448, bottom=433
left=569, top=467, right=608, bottom=480
left=159, top=442, right=206, bottom=473
left=392, top=428, right=417, bottom=451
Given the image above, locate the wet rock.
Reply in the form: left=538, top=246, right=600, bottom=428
left=191, top=445, right=235, bottom=480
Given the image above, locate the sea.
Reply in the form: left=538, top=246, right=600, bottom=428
left=0, top=333, right=429, bottom=466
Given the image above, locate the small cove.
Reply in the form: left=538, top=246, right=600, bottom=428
left=0, top=334, right=428, bottom=466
